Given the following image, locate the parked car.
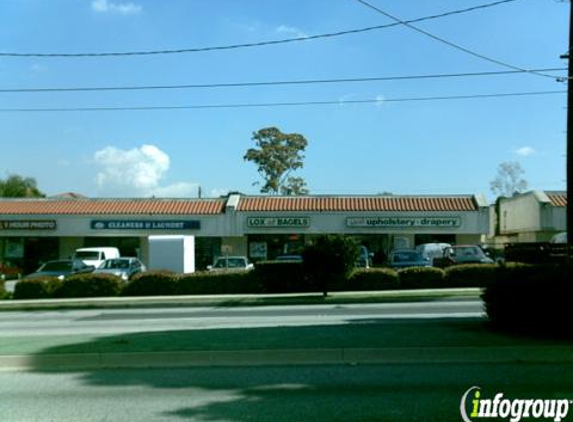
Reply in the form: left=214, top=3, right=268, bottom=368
left=415, top=243, right=451, bottom=265
left=0, top=259, right=22, bottom=281
left=94, top=257, right=146, bottom=281
left=550, top=232, right=567, bottom=244
left=72, top=247, right=120, bottom=268
left=207, top=256, right=254, bottom=272
left=356, top=245, right=373, bottom=268
left=386, top=249, right=431, bottom=269
left=442, top=245, right=494, bottom=265
left=274, top=255, right=303, bottom=262
left=23, top=259, right=95, bottom=280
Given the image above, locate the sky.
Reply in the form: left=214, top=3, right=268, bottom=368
left=0, top=0, right=569, bottom=201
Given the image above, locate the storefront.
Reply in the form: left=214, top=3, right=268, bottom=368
left=0, top=193, right=490, bottom=272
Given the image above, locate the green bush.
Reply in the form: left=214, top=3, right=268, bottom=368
left=0, top=279, right=7, bottom=299
left=54, top=273, right=122, bottom=298
left=302, top=235, right=359, bottom=294
left=178, top=271, right=261, bottom=295
left=254, top=261, right=307, bottom=293
left=443, top=264, right=498, bottom=288
left=398, top=267, right=445, bottom=289
left=122, top=271, right=178, bottom=296
left=341, top=268, right=399, bottom=291
left=13, top=277, right=62, bottom=300
left=483, top=263, right=572, bottom=337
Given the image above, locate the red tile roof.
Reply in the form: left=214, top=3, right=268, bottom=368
left=546, top=192, right=567, bottom=207
left=0, top=199, right=226, bottom=215
left=236, top=196, right=478, bottom=212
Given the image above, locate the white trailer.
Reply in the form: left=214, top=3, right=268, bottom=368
left=148, top=235, right=195, bottom=274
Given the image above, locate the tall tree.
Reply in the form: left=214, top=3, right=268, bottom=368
left=0, top=174, right=45, bottom=198
left=490, top=161, right=528, bottom=198
left=244, top=127, right=309, bottom=195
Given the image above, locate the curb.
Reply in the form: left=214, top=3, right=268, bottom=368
left=1, top=345, right=571, bottom=371
left=0, top=288, right=482, bottom=311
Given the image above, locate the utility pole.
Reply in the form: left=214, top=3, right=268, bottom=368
left=566, top=0, right=573, bottom=248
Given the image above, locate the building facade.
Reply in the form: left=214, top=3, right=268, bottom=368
left=489, top=190, right=567, bottom=245
left=0, top=194, right=490, bottom=273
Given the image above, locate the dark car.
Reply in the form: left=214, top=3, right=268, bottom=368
left=443, top=245, right=494, bottom=265
left=387, top=249, right=431, bottom=269
left=274, top=255, right=303, bottom=262
left=23, top=259, right=95, bottom=280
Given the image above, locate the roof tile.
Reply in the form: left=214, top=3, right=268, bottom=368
left=236, top=196, right=478, bottom=212
left=0, top=199, right=226, bottom=215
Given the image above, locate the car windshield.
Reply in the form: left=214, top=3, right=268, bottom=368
left=392, top=252, right=421, bottom=262
left=39, top=261, right=72, bottom=272
left=100, top=259, right=129, bottom=269
left=455, top=247, right=481, bottom=257
left=214, top=258, right=246, bottom=268
left=74, top=251, right=100, bottom=260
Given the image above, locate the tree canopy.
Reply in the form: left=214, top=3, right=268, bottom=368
left=244, top=127, right=309, bottom=195
left=0, top=174, right=45, bottom=198
left=490, top=161, right=528, bottom=198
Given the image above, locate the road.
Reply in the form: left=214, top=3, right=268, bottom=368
left=1, top=300, right=572, bottom=422
left=2, top=363, right=573, bottom=422
left=0, top=299, right=483, bottom=336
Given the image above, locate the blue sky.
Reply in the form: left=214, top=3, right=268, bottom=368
left=0, top=0, right=568, bottom=200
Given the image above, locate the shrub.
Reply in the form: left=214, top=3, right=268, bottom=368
left=340, top=268, right=399, bottom=291
left=302, top=235, right=359, bottom=294
left=254, top=261, right=307, bottom=293
left=483, top=263, right=572, bottom=337
left=122, top=270, right=178, bottom=296
left=443, top=264, right=498, bottom=288
left=178, top=271, right=261, bottom=295
left=54, top=273, right=122, bottom=298
left=398, top=267, right=445, bottom=289
left=0, top=279, right=7, bottom=299
left=13, top=277, right=62, bottom=300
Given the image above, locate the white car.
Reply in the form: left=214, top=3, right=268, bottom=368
left=207, top=256, right=254, bottom=272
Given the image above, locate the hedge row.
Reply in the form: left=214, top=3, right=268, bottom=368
left=11, top=262, right=554, bottom=300
left=482, top=263, right=572, bottom=337
left=13, top=273, right=122, bottom=300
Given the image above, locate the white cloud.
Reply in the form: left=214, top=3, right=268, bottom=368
left=374, top=94, right=385, bottom=107
left=91, top=0, right=142, bottom=15
left=276, top=25, right=308, bottom=38
left=515, top=146, right=536, bottom=157
left=93, top=144, right=197, bottom=197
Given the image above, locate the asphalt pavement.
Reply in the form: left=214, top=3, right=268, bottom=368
left=1, top=299, right=572, bottom=371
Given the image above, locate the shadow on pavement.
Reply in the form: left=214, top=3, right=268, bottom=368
left=20, top=318, right=573, bottom=421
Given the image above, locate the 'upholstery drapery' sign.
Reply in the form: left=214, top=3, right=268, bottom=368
left=346, top=216, right=461, bottom=229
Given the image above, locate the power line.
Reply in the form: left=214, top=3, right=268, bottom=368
left=0, top=90, right=565, bottom=112
left=0, top=68, right=566, bottom=94
left=0, top=0, right=522, bottom=58
left=353, top=0, right=563, bottom=82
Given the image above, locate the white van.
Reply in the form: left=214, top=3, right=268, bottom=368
left=73, top=247, right=120, bottom=268
left=415, top=243, right=451, bottom=266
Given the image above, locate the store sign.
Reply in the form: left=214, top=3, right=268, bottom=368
left=247, top=216, right=310, bottom=228
left=91, top=220, right=201, bottom=230
left=346, top=216, right=461, bottom=229
left=0, top=220, right=57, bottom=230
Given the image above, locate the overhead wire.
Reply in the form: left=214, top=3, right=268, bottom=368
left=0, top=68, right=566, bottom=93
left=352, top=0, right=565, bottom=82
left=0, top=0, right=523, bottom=58
left=0, top=90, right=565, bottom=112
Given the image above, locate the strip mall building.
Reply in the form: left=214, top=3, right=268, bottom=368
left=0, top=194, right=490, bottom=273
